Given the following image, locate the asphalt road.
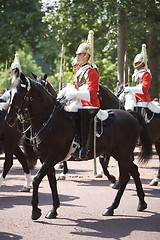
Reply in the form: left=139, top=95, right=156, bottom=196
left=0, top=154, right=159, bottom=240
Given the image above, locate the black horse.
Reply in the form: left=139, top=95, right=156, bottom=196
left=6, top=71, right=152, bottom=220
left=0, top=104, right=33, bottom=191
left=0, top=76, right=41, bottom=191
left=115, top=83, right=160, bottom=186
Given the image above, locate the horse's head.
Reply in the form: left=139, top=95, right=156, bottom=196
left=6, top=71, right=58, bottom=128
left=31, top=72, right=47, bottom=86
left=6, top=72, right=31, bottom=127
left=31, top=72, right=57, bottom=98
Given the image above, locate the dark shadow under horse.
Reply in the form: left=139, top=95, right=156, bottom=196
left=6, top=71, right=152, bottom=220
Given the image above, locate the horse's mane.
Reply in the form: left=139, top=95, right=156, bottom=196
left=98, top=83, right=122, bottom=109
left=29, top=77, right=57, bottom=104
left=99, top=83, right=119, bottom=102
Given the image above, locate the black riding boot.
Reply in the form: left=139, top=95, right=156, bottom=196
left=78, top=109, right=91, bottom=159
left=72, top=108, right=99, bottom=160
left=72, top=109, right=92, bottom=160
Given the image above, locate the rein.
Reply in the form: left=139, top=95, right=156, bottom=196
left=12, top=76, right=61, bottom=147
left=28, top=104, right=59, bottom=147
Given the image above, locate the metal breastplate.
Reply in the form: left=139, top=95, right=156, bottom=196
left=132, top=69, right=146, bottom=85
left=75, top=67, right=90, bottom=88
left=76, top=73, right=87, bottom=87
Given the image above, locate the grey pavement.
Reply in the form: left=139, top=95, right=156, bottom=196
left=0, top=154, right=159, bottom=240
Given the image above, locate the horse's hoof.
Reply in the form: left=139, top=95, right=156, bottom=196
left=95, top=173, right=103, bottom=178
left=102, top=208, right=114, bottom=216
left=57, top=175, right=66, bottom=180
left=150, top=181, right=158, bottom=186
left=45, top=210, right=58, bottom=219
left=21, top=186, right=31, bottom=192
left=55, top=163, right=64, bottom=169
left=109, top=175, right=116, bottom=183
left=32, top=208, right=42, bottom=220
left=150, top=178, right=159, bottom=186
left=137, top=202, right=147, bottom=212
left=112, top=182, right=119, bottom=189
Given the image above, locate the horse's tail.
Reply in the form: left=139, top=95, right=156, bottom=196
left=129, top=110, right=152, bottom=164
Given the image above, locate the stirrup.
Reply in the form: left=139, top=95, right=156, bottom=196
left=71, top=148, right=87, bottom=161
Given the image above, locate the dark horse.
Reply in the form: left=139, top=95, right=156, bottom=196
left=6, top=71, right=152, bottom=220
left=0, top=74, right=42, bottom=191
left=0, top=105, right=33, bottom=191
left=115, top=83, right=160, bottom=186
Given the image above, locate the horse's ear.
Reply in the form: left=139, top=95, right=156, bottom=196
left=20, top=72, right=26, bottom=82
left=31, top=72, right=37, bottom=80
left=44, top=74, right=47, bottom=80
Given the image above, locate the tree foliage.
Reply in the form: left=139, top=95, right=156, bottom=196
left=0, top=0, right=160, bottom=97
left=0, top=0, right=45, bottom=65
left=41, top=0, right=160, bottom=95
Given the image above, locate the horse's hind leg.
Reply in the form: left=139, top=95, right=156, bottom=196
left=57, top=161, right=68, bottom=180
left=150, top=142, right=160, bottom=186
left=97, top=154, right=116, bottom=183
left=112, top=153, right=134, bottom=190
left=129, top=161, right=147, bottom=211
left=45, top=168, right=60, bottom=219
left=103, top=161, right=130, bottom=216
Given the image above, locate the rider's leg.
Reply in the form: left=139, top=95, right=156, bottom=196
left=72, top=108, right=98, bottom=160
left=78, top=109, right=91, bottom=159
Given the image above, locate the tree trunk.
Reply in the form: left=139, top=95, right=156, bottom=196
left=147, top=15, right=159, bottom=99
left=117, top=7, right=128, bottom=84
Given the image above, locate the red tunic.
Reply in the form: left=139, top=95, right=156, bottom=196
left=135, top=71, right=152, bottom=102
left=74, top=67, right=100, bottom=108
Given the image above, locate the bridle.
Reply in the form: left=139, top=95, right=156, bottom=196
left=9, top=76, right=62, bottom=147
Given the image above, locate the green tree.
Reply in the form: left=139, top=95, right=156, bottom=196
left=0, top=49, right=44, bottom=90
left=0, top=0, right=46, bottom=65
left=0, top=0, right=160, bottom=97
left=41, top=0, right=160, bottom=96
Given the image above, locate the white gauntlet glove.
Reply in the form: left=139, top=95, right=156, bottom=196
left=65, top=92, right=77, bottom=100
left=65, top=88, right=90, bottom=102
left=76, top=90, right=90, bottom=102
left=124, top=86, right=131, bottom=93
left=124, top=84, right=143, bottom=94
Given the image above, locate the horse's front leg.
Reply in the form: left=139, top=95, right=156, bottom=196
left=0, top=151, right=13, bottom=187
left=31, top=161, right=50, bottom=220
left=45, top=167, right=60, bottom=219
left=14, top=145, right=32, bottom=192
